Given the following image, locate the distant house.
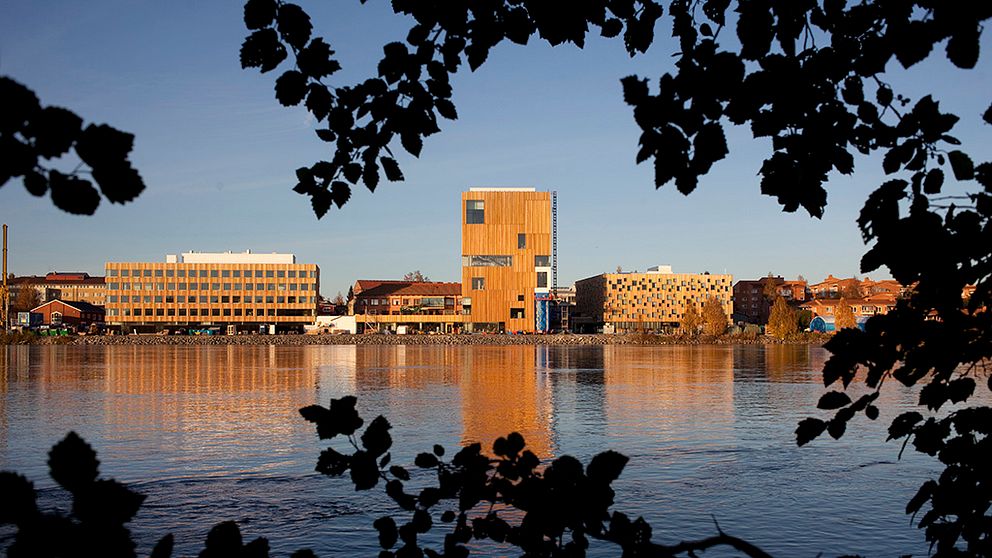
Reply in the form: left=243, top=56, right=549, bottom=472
left=801, top=295, right=896, bottom=320
left=30, top=299, right=105, bottom=328
left=732, top=276, right=808, bottom=325
left=350, top=280, right=462, bottom=333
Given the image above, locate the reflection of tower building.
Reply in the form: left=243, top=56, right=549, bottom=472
left=351, top=345, right=555, bottom=459
left=460, top=346, right=553, bottom=459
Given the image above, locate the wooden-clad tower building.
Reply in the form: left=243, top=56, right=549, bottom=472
left=461, top=188, right=552, bottom=332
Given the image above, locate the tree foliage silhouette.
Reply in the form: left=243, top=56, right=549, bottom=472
left=0, top=78, right=146, bottom=215
left=242, top=2, right=991, bottom=553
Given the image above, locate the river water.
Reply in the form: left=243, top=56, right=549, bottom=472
left=0, top=344, right=974, bottom=556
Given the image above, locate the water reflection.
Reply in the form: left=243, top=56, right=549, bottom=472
left=1, top=343, right=979, bottom=557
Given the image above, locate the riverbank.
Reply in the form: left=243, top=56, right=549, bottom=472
left=3, top=332, right=831, bottom=346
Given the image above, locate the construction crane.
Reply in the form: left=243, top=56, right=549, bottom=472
left=2, top=224, right=8, bottom=332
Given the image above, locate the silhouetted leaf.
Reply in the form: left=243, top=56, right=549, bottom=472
left=374, top=516, right=398, bottom=549
left=203, top=521, right=243, bottom=554
left=906, top=480, right=936, bottom=515
left=243, top=0, right=277, bottom=30
left=946, top=24, right=980, bottom=69
left=290, top=550, right=317, bottom=558
left=49, top=171, right=100, bottom=215
left=795, top=417, right=827, bottom=446
left=0, top=472, right=37, bottom=525
left=432, top=444, right=445, bottom=457
left=297, top=38, right=341, bottom=79
left=361, top=415, right=393, bottom=458
left=315, top=447, right=350, bottom=476
left=28, top=106, right=82, bottom=159
left=400, top=132, right=422, bottom=157
left=150, top=534, right=174, bottom=558
left=331, top=180, right=351, bottom=209
left=948, top=150, right=974, bottom=180
left=817, top=391, right=852, bottom=410
left=240, top=28, right=287, bottom=73
left=826, top=418, right=846, bottom=439
left=380, top=157, right=404, bottom=181
left=435, top=99, right=457, bottom=120
left=23, top=171, right=48, bottom=197
left=315, top=129, right=335, bottom=142
left=74, top=479, right=146, bottom=525
left=275, top=70, right=308, bottom=106
left=329, top=395, right=364, bottom=435
left=984, top=103, right=992, bottom=125
left=75, top=124, right=135, bottom=168
left=276, top=3, right=312, bottom=51
left=0, top=77, right=41, bottom=135
left=306, top=83, right=332, bottom=121
left=600, top=18, right=623, bottom=38
left=947, top=378, right=975, bottom=403
left=91, top=163, right=145, bottom=204
left=389, top=466, right=410, bottom=481
left=415, top=453, right=439, bottom=468
left=351, top=451, right=379, bottom=490
left=620, top=76, right=648, bottom=106
left=363, top=159, right=380, bottom=192
left=587, top=450, right=628, bottom=484
left=888, top=411, right=923, bottom=440
left=922, top=168, right=944, bottom=194
left=412, top=509, right=432, bottom=533
left=865, top=405, right=879, bottom=421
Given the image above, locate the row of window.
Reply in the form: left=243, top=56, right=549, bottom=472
left=107, top=308, right=314, bottom=317
left=108, top=295, right=316, bottom=304
left=108, top=268, right=316, bottom=278
left=107, top=283, right=314, bottom=291
left=470, top=272, right=548, bottom=290
left=359, top=297, right=454, bottom=306
left=461, top=255, right=552, bottom=267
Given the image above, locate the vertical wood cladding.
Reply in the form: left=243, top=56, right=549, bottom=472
left=103, top=261, right=319, bottom=325
left=461, top=190, right=551, bottom=332
left=575, top=272, right=734, bottom=331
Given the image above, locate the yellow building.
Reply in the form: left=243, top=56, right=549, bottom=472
left=104, top=251, right=318, bottom=332
left=574, top=265, right=733, bottom=332
left=461, top=188, right=552, bottom=332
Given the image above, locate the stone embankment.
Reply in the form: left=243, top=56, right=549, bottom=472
left=10, top=333, right=830, bottom=346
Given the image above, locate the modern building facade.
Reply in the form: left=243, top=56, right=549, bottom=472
left=9, top=272, right=106, bottom=306
left=574, top=265, right=733, bottom=333
left=103, top=251, right=318, bottom=332
left=461, top=188, right=552, bottom=332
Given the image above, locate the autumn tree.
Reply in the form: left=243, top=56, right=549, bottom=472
left=332, top=291, right=345, bottom=305
left=833, top=298, right=857, bottom=330
left=11, top=287, right=41, bottom=313
left=766, top=296, right=797, bottom=339
left=701, top=296, right=727, bottom=336
left=402, top=270, right=430, bottom=282
left=839, top=280, right=862, bottom=300
left=679, top=302, right=700, bottom=336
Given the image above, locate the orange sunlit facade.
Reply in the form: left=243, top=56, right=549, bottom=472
left=461, top=188, right=552, bottom=333
left=104, top=252, right=318, bottom=331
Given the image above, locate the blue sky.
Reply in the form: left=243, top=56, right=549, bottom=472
left=1, top=2, right=989, bottom=298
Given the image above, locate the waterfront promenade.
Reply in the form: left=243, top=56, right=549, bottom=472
left=9, top=333, right=830, bottom=346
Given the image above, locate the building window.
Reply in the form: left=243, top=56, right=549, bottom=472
left=223, top=283, right=231, bottom=290
left=535, top=255, right=551, bottom=267
left=537, top=272, right=548, bottom=288
left=232, top=270, right=241, bottom=278
left=510, top=308, right=525, bottom=319
left=472, top=277, right=485, bottom=290
left=463, top=255, right=512, bottom=267
left=223, top=309, right=232, bottom=316
left=277, top=271, right=285, bottom=278
left=167, top=308, right=175, bottom=316
left=200, top=283, right=208, bottom=290
left=143, top=270, right=152, bottom=277
left=221, top=296, right=230, bottom=303
left=234, top=309, right=243, bottom=316
left=517, top=294, right=525, bottom=302
left=212, top=309, right=220, bottom=316
left=518, top=233, right=526, bottom=249
left=156, top=308, right=165, bottom=316
left=288, top=271, right=297, bottom=278
left=154, top=269, right=163, bottom=277
left=177, top=270, right=186, bottom=277
left=466, top=200, right=484, bottom=224
left=166, top=270, right=174, bottom=277
left=179, top=309, right=187, bottom=316
left=266, top=270, right=274, bottom=278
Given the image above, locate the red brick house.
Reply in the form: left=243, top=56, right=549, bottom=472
left=30, top=299, right=105, bottom=328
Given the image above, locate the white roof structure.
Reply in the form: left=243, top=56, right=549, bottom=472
left=166, top=251, right=297, bottom=264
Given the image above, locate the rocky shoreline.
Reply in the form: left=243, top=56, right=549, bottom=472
left=7, top=333, right=830, bottom=346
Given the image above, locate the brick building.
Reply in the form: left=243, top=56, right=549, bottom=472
left=350, top=279, right=462, bottom=333
left=30, top=299, right=105, bottom=329
left=9, top=272, right=106, bottom=306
